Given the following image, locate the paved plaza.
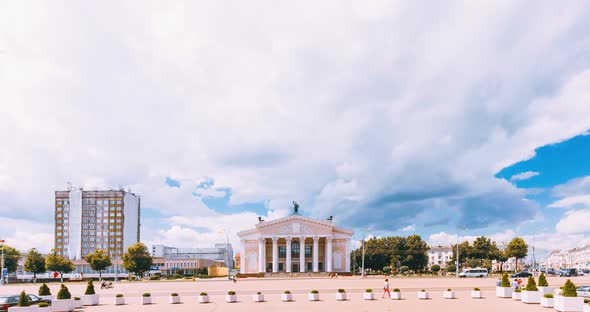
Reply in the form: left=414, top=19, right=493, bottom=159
left=1, top=276, right=589, bottom=311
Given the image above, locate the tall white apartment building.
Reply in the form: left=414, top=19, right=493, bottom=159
left=54, top=188, right=140, bottom=260
left=427, top=245, right=453, bottom=268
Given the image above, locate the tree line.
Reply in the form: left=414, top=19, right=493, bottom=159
left=2, top=242, right=154, bottom=282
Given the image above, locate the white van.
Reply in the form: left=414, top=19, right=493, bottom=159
left=458, top=268, right=488, bottom=278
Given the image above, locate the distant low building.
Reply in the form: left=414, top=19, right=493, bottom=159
left=151, top=244, right=233, bottom=268
left=427, top=246, right=452, bottom=269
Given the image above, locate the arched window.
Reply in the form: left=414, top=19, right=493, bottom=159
left=291, top=241, right=300, bottom=257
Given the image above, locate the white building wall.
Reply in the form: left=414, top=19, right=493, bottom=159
left=123, top=193, right=140, bottom=252
left=67, top=190, right=83, bottom=260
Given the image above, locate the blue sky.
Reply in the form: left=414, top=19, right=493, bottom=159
left=1, top=1, right=590, bottom=258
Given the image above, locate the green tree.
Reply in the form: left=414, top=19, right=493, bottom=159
left=493, top=249, right=509, bottom=273
left=45, top=249, right=74, bottom=282
left=0, top=245, right=21, bottom=273
left=505, top=237, right=528, bottom=272
left=450, top=241, right=471, bottom=269
left=122, top=243, right=153, bottom=278
left=431, top=264, right=441, bottom=275
left=402, top=235, right=430, bottom=272
left=84, top=249, right=112, bottom=280
left=24, top=248, right=46, bottom=282
left=445, top=262, right=456, bottom=273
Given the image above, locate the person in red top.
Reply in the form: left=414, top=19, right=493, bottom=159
left=382, top=278, right=391, bottom=298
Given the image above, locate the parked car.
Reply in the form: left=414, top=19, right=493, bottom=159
left=511, top=271, right=533, bottom=278
left=546, top=268, right=557, bottom=275
left=0, top=294, right=50, bottom=312
left=459, top=268, right=489, bottom=278
left=558, top=268, right=578, bottom=277
left=577, top=286, right=590, bottom=298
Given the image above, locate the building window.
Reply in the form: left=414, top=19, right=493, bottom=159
left=291, top=242, right=300, bottom=257
left=279, top=246, right=286, bottom=258
left=305, top=245, right=312, bottom=257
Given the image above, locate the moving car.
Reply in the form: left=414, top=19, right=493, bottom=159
left=511, top=271, right=533, bottom=278
left=0, top=294, right=50, bottom=312
left=459, top=268, right=489, bottom=278
left=558, top=268, right=578, bottom=277
left=577, top=286, right=590, bottom=298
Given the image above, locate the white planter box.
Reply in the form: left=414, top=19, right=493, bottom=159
left=336, top=292, right=346, bottom=301
left=392, top=292, right=401, bottom=300
left=38, top=295, right=53, bottom=301
left=471, top=291, right=482, bottom=299
left=496, top=287, right=512, bottom=298
left=225, top=294, right=237, bottom=303
left=198, top=295, right=209, bottom=303
left=363, top=292, right=375, bottom=300
left=308, top=293, right=319, bottom=301
left=555, top=289, right=564, bottom=297
left=583, top=304, right=590, bottom=312
left=8, top=307, right=39, bottom=312
left=252, top=294, right=264, bottom=302
left=51, top=299, right=74, bottom=312
left=141, top=296, right=152, bottom=305
left=37, top=307, right=51, bottom=312
left=74, top=299, right=83, bottom=308
left=443, top=291, right=455, bottom=299
left=170, top=296, right=180, bottom=304
left=82, top=294, right=99, bottom=306
left=554, top=296, right=584, bottom=312
left=418, top=291, right=429, bottom=299
left=512, top=292, right=521, bottom=300
left=281, top=293, right=293, bottom=302
left=539, top=287, right=553, bottom=296
left=114, top=297, right=125, bottom=305
left=521, top=291, right=540, bottom=304
left=540, top=297, right=554, bottom=308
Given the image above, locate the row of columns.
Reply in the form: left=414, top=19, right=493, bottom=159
left=256, top=236, right=332, bottom=273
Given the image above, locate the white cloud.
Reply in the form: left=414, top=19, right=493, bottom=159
left=400, top=225, right=416, bottom=232
left=548, top=194, right=590, bottom=209
left=509, top=171, right=540, bottom=181
left=555, top=209, right=590, bottom=234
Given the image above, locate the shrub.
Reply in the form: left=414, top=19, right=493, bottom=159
left=538, top=272, right=549, bottom=287
left=149, top=276, right=160, bottom=280
left=116, top=294, right=124, bottom=298
left=543, top=293, right=554, bottom=298
left=310, top=290, right=319, bottom=294
left=500, top=273, right=510, bottom=287
left=524, top=276, right=538, bottom=291
left=431, top=264, right=441, bottom=273
left=200, top=292, right=208, bottom=296
left=257, top=292, right=262, bottom=295
left=337, top=289, right=345, bottom=293
left=393, top=288, right=400, bottom=292
left=39, top=283, right=51, bottom=296
left=85, top=279, right=95, bottom=295
left=447, top=288, right=452, bottom=291
left=228, top=291, right=236, bottom=295
left=515, top=288, right=521, bottom=293
left=400, top=266, right=409, bottom=273
left=473, top=288, right=480, bottom=291
left=18, top=291, right=30, bottom=307
left=365, top=289, right=372, bottom=293
left=143, top=293, right=151, bottom=297
left=39, top=302, right=49, bottom=308
left=561, top=279, right=577, bottom=297
left=284, top=290, right=291, bottom=294
left=57, top=284, right=71, bottom=300
left=171, top=293, right=179, bottom=296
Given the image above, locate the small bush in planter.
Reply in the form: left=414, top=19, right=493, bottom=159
left=365, top=289, right=372, bottom=293
left=284, top=291, right=291, bottom=294
left=515, top=289, right=521, bottom=293
left=39, top=283, right=51, bottom=296
left=421, top=289, right=426, bottom=292
left=525, top=276, right=538, bottom=291
left=74, top=297, right=81, bottom=301
left=200, top=292, right=208, bottom=296
left=500, top=273, right=510, bottom=287
left=228, top=291, right=236, bottom=295
left=447, top=288, right=452, bottom=291
left=171, top=293, right=179, bottom=296
left=338, top=289, right=345, bottom=293
left=474, top=288, right=480, bottom=291
left=561, top=279, right=577, bottom=297
left=310, top=290, right=319, bottom=294
left=393, top=289, right=400, bottom=292
left=38, top=302, right=49, bottom=308
left=18, top=291, right=30, bottom=307
left=538, top=272, right=549, bottom=287
left=116, top=294, right=124, bottom=298
left=85, top=280, right=96, bottom=295
left=143, top=293, right=151, bottom=297
left=57, top=284, right=71, bottom=300
left=543, top=294, right=554, bottom=298
left=257, top=292, right=262, bottom=295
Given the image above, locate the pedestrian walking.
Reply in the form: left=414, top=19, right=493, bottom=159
left=382, top=278, right=391, bottom=298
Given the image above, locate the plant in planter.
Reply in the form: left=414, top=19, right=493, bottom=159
left=521, top=276, right=540, bottom=304
left=198, top=292, right=209, bottom=303
left=37, top=302, right=51, bottom=312
left=9, top=291, right=33, bottom=312
left=282, top=290, right=293, bottom=302
left=496, top=273, right=512, bottom=298
left=443, top=288, right=455, bottom=299
left=471, top=288, right=482, bottom=299
left=38, top=283, right=52, bottom=301
left=541, top=293, right=554, bottom=308
left=392, top=288, right=401, bottom=300
left=114, top=294, right=125, bottom=305
left=512, top=288, right=522, bottom=300
left=555, top=279, right=583, bottom=312
left=537, top=273, right=553, bottom=296
left=226, top=291, right=237, bottom=303
left=308, top=290, right=319, bottom=301
left=73, top=297, right=83, bottom=309
left=363, top=289, right=375, bottom=300
left=336, top=289, right=346, bottom=301
left=418, top=289, right=430, bottom=300
left=584, top=301, right=590, bottom=312
left=252, top=291, right=264, bottom=302
left=141, top=293, right=152, bottom=305
left=51, top=284, right=74, bottom=312
left=170, top=293, right=181, bottom=304
left=82, top=280, right=99, bottom=306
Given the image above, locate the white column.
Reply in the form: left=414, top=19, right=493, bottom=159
left=240, top=239, right=246, bottom=274
left=258, top=237, right=265, bottom=273
left=326, top=236, right=333, bottom=272
left=345, top=238, right=351, bottom=272
left=272, top=237, right=279, bottom=273
left=313, top=236, right=319, bottom=272
left=299, top=236, right=306, bottom=273
left=286, top=237, right=292, bottom=273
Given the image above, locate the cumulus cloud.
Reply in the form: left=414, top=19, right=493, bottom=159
left=555, top=209, right=590, bottom=234
left=509, top=171, right=540, bottom=181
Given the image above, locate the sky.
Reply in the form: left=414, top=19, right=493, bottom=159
left=1, top=1, right=590, bottom=263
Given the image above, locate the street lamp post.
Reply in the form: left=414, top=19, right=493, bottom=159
left=0, top=239, right=4, bottom=286
left=532, top=227, right=546, bottom=277
left=360, top=227, right=368, bottom=278
left=455, top=227, right=468, bottom=277
left=219, top=229, right=231, bottom=281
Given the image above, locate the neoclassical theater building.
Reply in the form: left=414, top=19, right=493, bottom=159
left=237, top=206, right=353, bottom=274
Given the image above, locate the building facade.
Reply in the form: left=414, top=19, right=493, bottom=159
left=55, top=188, right=141, bottom=260
left=543, top=245, right=590, bottom=270
left=237, top=213, right=353, bottom=274
left=427, top=246, right=452, bottom=268
left=151, top=244, right=233, bottom=267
